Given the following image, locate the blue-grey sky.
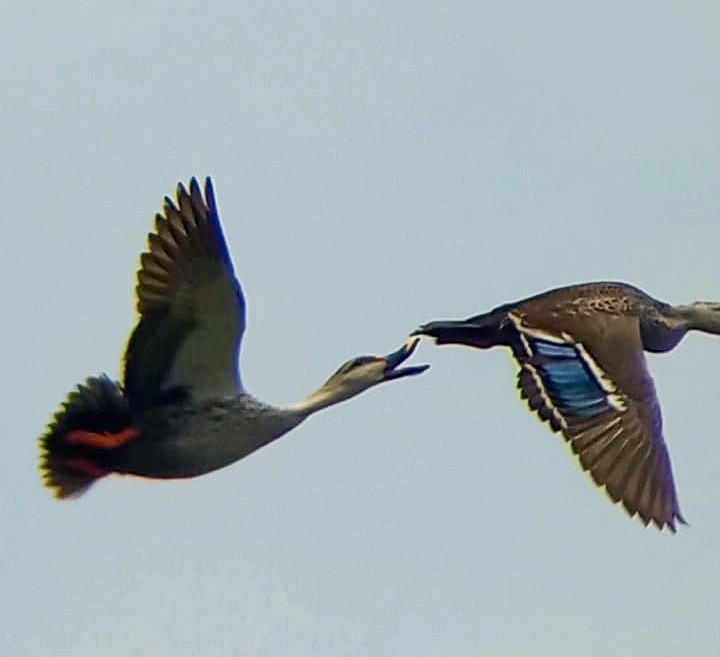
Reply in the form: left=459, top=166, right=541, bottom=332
left=3, top=1, right=719, bottom=655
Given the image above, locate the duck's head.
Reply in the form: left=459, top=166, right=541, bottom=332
left=316, top=337, right=429, bottom=406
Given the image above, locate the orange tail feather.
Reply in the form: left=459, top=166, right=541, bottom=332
left=39, top=376, right=138, bottom=499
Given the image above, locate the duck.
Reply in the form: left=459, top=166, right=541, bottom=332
left=414, top=281, right=720, bottom=532
left=40, top=177, right=429, bottom=499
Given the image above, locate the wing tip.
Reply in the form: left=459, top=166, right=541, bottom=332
left=174, top=176, right=214, bottom=206
left=616, top=493, right=688, bottom=533
left=561, top=436, right=688, bottom=534
left=176, top=180, right=189, bottom=198
left=171, top=176, right=217, bottom=222
left=645, top=511, right=688, bottom=534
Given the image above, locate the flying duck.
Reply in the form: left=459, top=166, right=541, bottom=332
left=414, top=282, right=720, bottom=531
left=40, top=177, right=428, bottom=498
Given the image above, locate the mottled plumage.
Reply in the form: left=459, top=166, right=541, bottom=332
left=415, top=282, right=720, bottom=532
left=39, top=178, right=428, bottom=498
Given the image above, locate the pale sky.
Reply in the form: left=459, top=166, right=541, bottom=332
left=3, top=1, right=720, bottom=655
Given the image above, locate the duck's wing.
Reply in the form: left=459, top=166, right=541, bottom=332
left=507, top=310, right=686, bottom=532
left=123, top=177, right=246, bottom=408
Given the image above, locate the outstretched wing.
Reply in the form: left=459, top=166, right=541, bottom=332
left=508, top=311, right=685, bottom=532
left=123, top=177, right=246, bottom=408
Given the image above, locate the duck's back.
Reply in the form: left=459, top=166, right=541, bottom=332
left=491, top=281, right=658, bottom=318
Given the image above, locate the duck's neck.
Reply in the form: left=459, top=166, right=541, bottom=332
left=288, top=383, right=352, bottom=416
left=666, top=303, right=720, bottom=334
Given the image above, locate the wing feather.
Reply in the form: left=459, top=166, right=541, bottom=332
left=123, top=178, right=246, bottom=408
left=509, top=312, right=685, bottom=531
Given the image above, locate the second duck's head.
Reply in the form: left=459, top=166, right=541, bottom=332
left=318, top=337, right=429, bottom=404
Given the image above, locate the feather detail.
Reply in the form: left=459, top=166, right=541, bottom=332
left=507, top=312, right=684, bottom=531
left=509, top=313, right=623, bottom=424
left=39, top=376, right=137, bottom=499
left=123, top=178, right=247, bottom=408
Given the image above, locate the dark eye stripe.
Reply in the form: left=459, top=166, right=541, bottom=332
left=349, top=356, right=377, bottom=368
left=335, top=356, right=378, bottom=376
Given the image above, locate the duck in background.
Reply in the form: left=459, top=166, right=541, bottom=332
left=415, top=281, right=720, bottom=531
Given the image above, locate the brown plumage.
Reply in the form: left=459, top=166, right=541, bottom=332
left=415, top=282, right=720, bottom=532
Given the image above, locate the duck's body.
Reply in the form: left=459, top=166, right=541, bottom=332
left=115, top=395, right=304, bottom=478
left=428, top=282, right=687, bottom=352
left=40, top=178, right=428, bottom=498
left=415, top=281, right=720, bottom=532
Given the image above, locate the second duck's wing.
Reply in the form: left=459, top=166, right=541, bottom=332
left=123, top=177, right=246, bottom=408
left=507, top=310, right=685, bottom=532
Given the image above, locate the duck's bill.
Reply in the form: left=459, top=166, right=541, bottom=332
left=382, top=337, right=430, bottom=380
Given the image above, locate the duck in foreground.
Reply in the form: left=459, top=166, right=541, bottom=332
left=40, top=178, right=428, bottom=499
left=414, top=282, right=720, bottom=532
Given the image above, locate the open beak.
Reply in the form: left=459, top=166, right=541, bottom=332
left=382, top=337, right=430, bottom=380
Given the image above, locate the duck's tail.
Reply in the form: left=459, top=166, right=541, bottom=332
left=39, top=376, right=139, bottom=499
